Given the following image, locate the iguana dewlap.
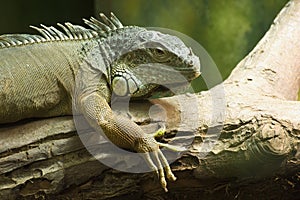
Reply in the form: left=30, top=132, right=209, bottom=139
left=0, top=13, right=200, bottom=192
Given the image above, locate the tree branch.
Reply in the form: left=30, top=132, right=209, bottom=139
left=227, top=0, right=300, bottom=100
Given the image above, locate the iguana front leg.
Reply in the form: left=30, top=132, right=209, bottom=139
left=79, top=91, right=176, bottom=192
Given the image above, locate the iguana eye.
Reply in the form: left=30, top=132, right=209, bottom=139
left=152, top=48, right=170, bottom=62
left=155, top=49, right=164, bottom=55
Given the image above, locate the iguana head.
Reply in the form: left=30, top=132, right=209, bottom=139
left=85, top=13, right=201, bottom=97
left=110, top=29, right=201, bottom=97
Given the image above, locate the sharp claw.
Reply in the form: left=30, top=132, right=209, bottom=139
left=160, top=174, right=168, bottom=192
left=167, top=172, right=177, bottom=181
left=157, top=149, right=177, bottom=181
left=160, top=174, right=167, bottom=190
left=151, top=151, right=169, bottom=191
left=139, top=140, right=177, bottom=192
left=163, top=183, right=168, bottom=192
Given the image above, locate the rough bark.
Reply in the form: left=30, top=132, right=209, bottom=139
left=0, top=0, right=299, bottom=199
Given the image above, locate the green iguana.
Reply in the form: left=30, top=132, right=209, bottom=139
left=0, top=13, right=200, bottom=192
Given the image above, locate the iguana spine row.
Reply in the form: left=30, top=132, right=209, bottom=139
left=0, top=13, right=124, bottom=49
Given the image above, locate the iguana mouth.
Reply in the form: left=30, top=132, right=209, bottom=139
left=151, top=81, right=193, bottom=97
left=180, top=55, right=201, bottom=80
left=177, top=67, right=201, bottom=81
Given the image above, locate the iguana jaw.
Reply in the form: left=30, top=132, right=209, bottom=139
left=110, top=53, right=201, bottom=98
left=177, top=55, right=201, bottom=81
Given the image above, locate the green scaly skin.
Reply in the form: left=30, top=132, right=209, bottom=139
left=0, top=13, right=200, bottom=192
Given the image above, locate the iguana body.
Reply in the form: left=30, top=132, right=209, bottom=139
left=0, top=39, right=79, bottom=122
left=0, top=13, right=200, bottom=191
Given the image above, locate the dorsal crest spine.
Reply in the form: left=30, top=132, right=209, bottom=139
left=0, top=12, right=124, bottom=48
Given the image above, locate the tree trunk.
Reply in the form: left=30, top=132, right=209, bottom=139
left=0, top=0, right=299, bottom=199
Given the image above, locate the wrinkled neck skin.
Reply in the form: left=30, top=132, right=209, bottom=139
left=73, top=39, right=113, bottom=104
left=81, top=29, right=144, bottom=86
left=72, top=30, right=141, bottom=97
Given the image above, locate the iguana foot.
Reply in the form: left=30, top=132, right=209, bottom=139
left=137, top=131, right=186, bottom=192
left=142, top=148, right=176, bottom=192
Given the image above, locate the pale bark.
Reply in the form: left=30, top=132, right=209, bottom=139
left=0, top=0, right=299, bottom=199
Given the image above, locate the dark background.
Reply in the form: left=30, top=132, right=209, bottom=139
left=0, top=0, right=288, bottom=91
